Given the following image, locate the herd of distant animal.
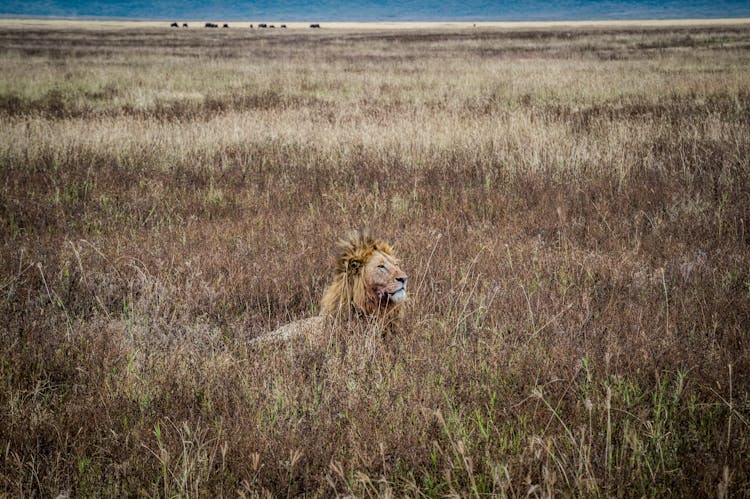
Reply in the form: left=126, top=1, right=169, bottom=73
left=170, top=22, right=321, bottom=29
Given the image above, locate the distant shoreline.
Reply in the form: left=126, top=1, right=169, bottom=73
left=1, top=17, right=750, bottom=30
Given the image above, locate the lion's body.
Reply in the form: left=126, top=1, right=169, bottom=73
left=250, top=231, right=407, bottom=345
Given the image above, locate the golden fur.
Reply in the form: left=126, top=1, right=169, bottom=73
left=251, top=230, right=407, bottom=345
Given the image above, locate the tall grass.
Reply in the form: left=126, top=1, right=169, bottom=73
left=1, top=24, right=749, bottom=496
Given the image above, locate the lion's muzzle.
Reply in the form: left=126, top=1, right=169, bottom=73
left=388, top=288, right=407, bottom=303
left=387, top=275, right=407, bottom=303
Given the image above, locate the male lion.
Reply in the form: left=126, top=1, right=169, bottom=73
left=251, top=230, right=407, bottom=345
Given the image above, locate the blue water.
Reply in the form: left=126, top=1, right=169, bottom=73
left=2, top=0, right=749, bottom=22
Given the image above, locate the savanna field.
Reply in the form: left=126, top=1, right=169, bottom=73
left=1, top=23, right=749, bottom=496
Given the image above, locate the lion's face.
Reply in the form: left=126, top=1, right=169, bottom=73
left=363, top=250, right=408, bottom=305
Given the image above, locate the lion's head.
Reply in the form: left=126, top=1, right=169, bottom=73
left=320, top=230, right=408, bottom=321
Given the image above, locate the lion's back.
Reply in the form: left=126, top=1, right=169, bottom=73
left=250, top=315, right=326, bottom=346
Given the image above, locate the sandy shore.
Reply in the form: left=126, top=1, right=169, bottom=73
left=1, top=17, right=749, bottom=30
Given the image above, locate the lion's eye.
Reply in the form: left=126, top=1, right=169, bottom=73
left=377, top=264, right=386, bottom=270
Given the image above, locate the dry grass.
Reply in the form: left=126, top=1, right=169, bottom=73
left=1, top=24, right=749, bottom=496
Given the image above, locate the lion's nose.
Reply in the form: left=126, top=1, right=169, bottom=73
left=396, top=275, right=407, bottom=284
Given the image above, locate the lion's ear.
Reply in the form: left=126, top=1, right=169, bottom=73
left=347, top=258, right=363, bottom=274
left=374, top=241, right=394, bottom=256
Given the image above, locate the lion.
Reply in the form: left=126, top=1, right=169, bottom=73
left=250, top=230, right=407, bottom=345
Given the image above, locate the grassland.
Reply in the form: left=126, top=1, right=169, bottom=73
left=1, top=22, right=749, bottom=496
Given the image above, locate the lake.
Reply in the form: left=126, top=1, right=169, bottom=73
left=2, top=0, right=750, bottom=22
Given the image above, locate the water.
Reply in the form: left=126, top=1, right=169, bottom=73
left=2, top=0, right=749, bottom=22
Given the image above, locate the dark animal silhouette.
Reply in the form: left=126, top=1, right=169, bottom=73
left=249, top=24, right=254, bottom=28
left=183, top=23, right=188, bottom=27
left=280, top=24, right=287, bottom=28
left=223, top=24, right=229, bottom=28
left=258, top=23, right=268, bottom=28
left=205, top=23, right=219, bottom=28
left=310, top=24, right=321, bottom=28
left=170, top=22, right=179, bottom=28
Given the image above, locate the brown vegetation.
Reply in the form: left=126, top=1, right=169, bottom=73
left=1, top=24, right=749, bottom=496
